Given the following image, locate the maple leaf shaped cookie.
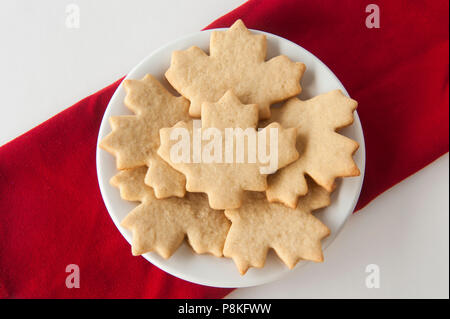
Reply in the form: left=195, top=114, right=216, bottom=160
left=266, top=90, right=360, bottom=208
left=224, top=178, right=331, bottom=275
left=157, top=91, right=299, bottom=210
left=165, top=19, right=305, bottom=119
left=111, top=166, right=230, bottom=258
left=99, top=74, right=190, bottom=198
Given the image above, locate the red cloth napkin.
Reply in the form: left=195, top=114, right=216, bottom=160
left=0, top=0, right=448, bottom=299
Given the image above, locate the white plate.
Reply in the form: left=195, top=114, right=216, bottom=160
left=96, top=28, right=366, bottom=288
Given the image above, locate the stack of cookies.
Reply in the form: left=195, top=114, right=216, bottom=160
left=100, top=20, right=360, bottom=275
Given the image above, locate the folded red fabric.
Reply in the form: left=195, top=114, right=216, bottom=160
left=0, top=0, right=448, bottom=298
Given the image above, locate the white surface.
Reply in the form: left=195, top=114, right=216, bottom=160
left=229, top=154, right=449, bottom=299
left=96, top=28, right=366, bottom=287
left=1, top=0, right=448, bottom=298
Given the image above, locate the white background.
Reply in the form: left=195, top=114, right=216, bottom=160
left=1, top=1, right=448, bottom=298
